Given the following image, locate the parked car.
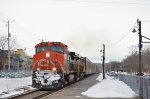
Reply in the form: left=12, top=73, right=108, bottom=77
left=143, top=75, right=150, bottom=79
left=107, top=71, right=118, bottom=77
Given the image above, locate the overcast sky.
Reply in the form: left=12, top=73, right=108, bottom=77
left=0, top=0, right=150, bottom=63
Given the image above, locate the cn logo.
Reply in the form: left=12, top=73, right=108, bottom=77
left=39, top=59, right=49, bottom=66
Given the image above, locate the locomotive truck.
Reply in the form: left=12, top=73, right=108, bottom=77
left=32, top=42, right=98, bottom=89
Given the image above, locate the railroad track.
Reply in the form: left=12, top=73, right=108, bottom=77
left=7, top=75, right=92, bottom=99
left=6, top=89, right=47, bottom=99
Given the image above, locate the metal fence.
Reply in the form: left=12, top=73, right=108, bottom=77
left=0, top=70, right=32, bottom=78
left=119, top=74, right=150, bottom=99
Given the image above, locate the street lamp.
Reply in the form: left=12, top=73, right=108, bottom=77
left=132, top=19, right=150, bottom=76
left=132, top=19, right=143, bottom=76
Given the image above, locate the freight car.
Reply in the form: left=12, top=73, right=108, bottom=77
left=32, top=42, right=98, bottom=89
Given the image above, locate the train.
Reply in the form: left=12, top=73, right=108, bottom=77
left=32, top=41, right=99, bottom=89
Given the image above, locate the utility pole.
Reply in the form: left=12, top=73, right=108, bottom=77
left=7, top=20, right=11, bottom=71
left=138, top=19, right=142, bottom=76
left=102, top=44, right=105, bottom=79
left=2, top=19, right=13, bottom=71
left=132, top=19, right=150, bottom=76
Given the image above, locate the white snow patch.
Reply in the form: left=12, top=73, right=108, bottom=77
left=0, top=90, right=24, bottom=98
left=75, top=95, right=81, bottom=97
left=81, top=73, right=137, bottom=98
left=96, top=73, right=113, bottom=81
left=35, top=70, right=60, bottom=85
left=0, top=76, right=35, bottom=98
left=0, top=77, right=32, bottom=93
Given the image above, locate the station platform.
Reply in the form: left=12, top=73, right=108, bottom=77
left=42, top=74, right=140, bottom=99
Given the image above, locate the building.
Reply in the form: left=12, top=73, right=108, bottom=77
left=0, top=49, right=32, bottom=71
left=10, top=54, right=20, bottom=71
left=0, top=49, right=8, bottom=70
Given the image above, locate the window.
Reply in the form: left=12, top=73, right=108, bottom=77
left=36, top=46, right=48, bottom=53
left=36, top=46, right=64, bottom=54
left=51, top=46, right=64, bottom=53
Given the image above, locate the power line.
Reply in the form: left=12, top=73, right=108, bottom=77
left=104, top=21, right=137, bottom=63
left=110, top=21, right=137, bottom=46
left=141, top=21, right=150, bottom=22
left=110, top=21, right=150, bottom=46
left=75, top=0, right=150, bottom=6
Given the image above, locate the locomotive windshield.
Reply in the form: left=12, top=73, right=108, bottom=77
left=36, top=46, right=64, bottom=54
left=51, top=46, right=64, bottom=53
left=36, top=46, right=48, bottom=53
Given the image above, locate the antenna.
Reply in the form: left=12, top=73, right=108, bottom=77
left=42, top=39, right=44, bottom=42
left=38, top=38, right=47, bottom=42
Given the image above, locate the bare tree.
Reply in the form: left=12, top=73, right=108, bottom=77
left=128, top=45, right=138, bottom=55
left=0, top=34, right=17, bottom=70
left=0, top=34, right=16, bottom=50
left=105, top=61, right=121, bottom=72
left=123, top=45, right=150, bottom=74
left=106, top=45, right=150, bottom=74
left=123, top=54, right=138, bottom=73
left=0, top=35, right=7, bottom=50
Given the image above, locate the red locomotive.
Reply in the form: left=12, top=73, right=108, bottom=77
left=32, top=42, right=98, bottom=89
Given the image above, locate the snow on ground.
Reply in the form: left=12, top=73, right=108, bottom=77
left=0, top=73, right=138, bottom=98
left=96, top=73, right=114, bottom=81
left=0, top=76, right=35, bottom=98
left=81, top=73, right=138, bottom=98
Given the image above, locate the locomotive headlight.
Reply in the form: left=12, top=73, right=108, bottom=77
left=52, top=67, right=56, bottom=71
left=37, top=68, right=40, bottom=71
left=46, top=52, right=50, bottom=58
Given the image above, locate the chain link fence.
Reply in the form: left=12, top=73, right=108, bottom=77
left=119, top=74, right=150, bottom=99
left=0, top=70, right=32, bottom=78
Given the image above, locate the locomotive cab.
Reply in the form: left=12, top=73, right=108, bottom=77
left=36, top=42, right=66, bottom=54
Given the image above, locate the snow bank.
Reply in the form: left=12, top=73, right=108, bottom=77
left=0, top=77, right=32, bottom=93
left=0, top=85, right=35, bottom=98
left=81, top=73, right=137, bottom=98
left=0, top=76, right=34, bottom=98
left=96, top=73, right=113, bottom=81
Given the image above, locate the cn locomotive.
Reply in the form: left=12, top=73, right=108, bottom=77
left=32, top=42, right=98, bottom=89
